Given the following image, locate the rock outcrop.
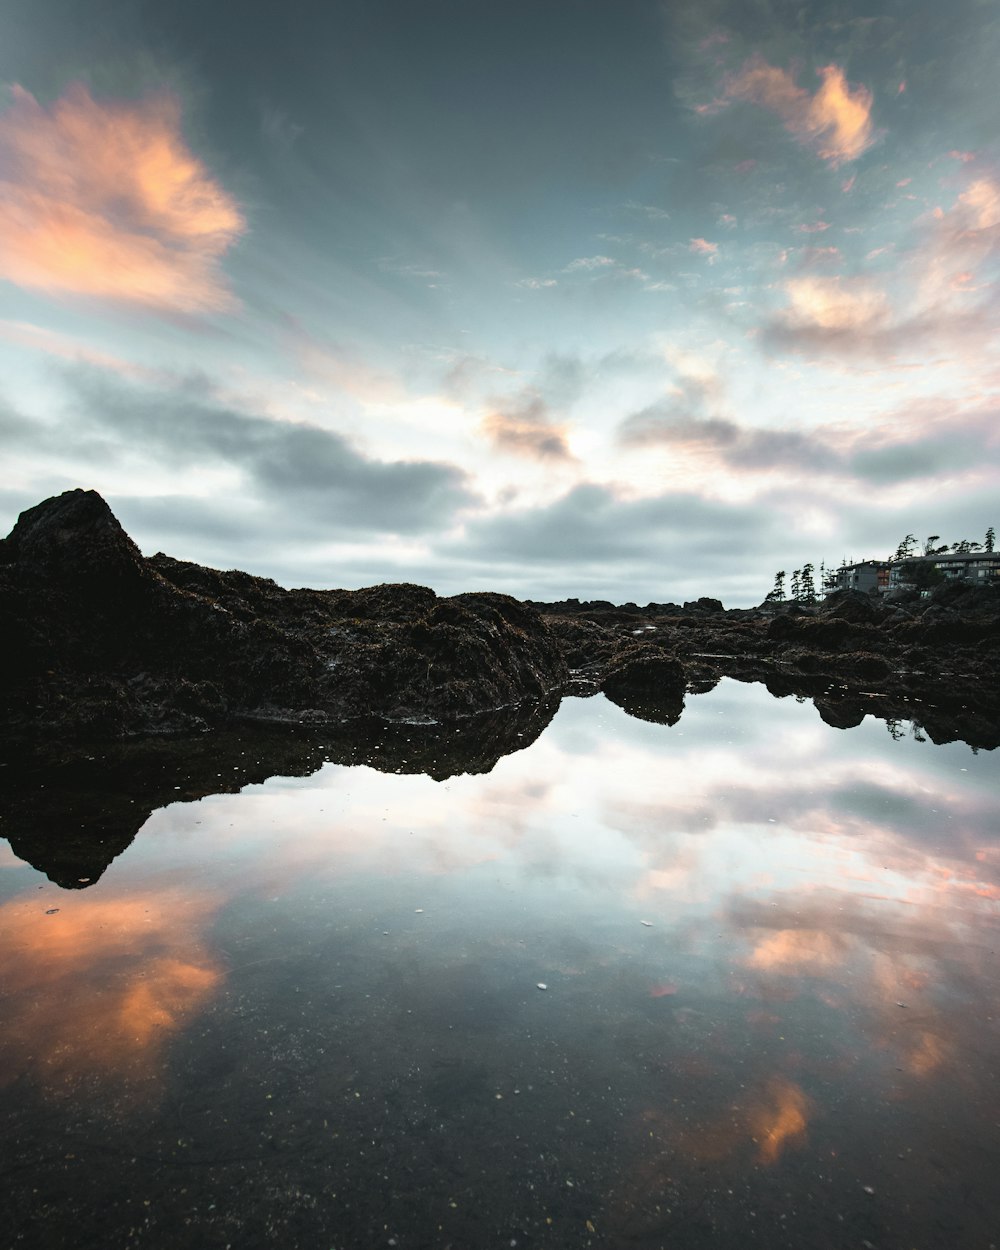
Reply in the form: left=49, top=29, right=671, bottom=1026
left=1, top=489, right=998, bottom=752
left=0, top=489, right=567, bottom=738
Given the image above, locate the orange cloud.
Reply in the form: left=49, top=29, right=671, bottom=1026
left=0, top=83, right=244, bottom=313
left=481, top=389, right=576, bottom=463
left=727, top=58, right=875, bottom=166
left=0, top=887, right=223, bottom=1095
left=747, top=927, right=847, bottom=972
left=750, top=1077, right=811, bottom=1164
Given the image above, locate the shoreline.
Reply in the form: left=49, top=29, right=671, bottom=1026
left=2, top=488, right=997, bottom=751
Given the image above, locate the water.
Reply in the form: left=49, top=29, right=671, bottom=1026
left=2, top=680, right=998, bottom=1248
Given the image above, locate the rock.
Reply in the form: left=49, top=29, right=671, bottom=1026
left=0, top=490, right=567, bottom=739
left=599, top=645, right=686, bottom=724
left=819, top=588, right=879, bottom=624
left=2, top=489, right=998, bottom=750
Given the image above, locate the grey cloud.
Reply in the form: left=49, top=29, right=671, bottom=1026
left=452, top=482, right=776, bottom=569
left=58, top=366, right=478, bottom=536
left=619, top=373, right=831, bottom=471
left=619, top=378, right=999, bottom=483
left=481, top=391, right=575, bottom=463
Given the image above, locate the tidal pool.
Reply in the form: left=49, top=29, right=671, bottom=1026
left=2, top=679, right=998, bottom=1249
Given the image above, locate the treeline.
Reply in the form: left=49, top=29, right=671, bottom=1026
left=765, top=526, right=996, bottom=604
left=764, top=564, right=821, bottom=604
left=892, top=527, right=995, bottom=559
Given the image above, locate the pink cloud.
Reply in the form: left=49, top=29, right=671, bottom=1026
left=841, top=175, right=857, bottom=193
left=689, top=237, right=719, bottom=260
left=726, top=58, right=876, bottom=166
left=782, top=275, right=890, bottom=332
left=0, top=83, right=244, bottom=314
left=795, top=221, right=832, bottom=233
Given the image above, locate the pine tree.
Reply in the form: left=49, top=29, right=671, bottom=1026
left=986, top=526, right=996, bottom=553
left=765, top=570, right=786, bottom=602
left=799, top=563, right=816, bottom=603
left=790, top=569, right=801, bottom=599
left=893, top=533, right=917, bottom=561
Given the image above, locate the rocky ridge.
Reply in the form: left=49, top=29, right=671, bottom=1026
left=1, top=489, right=998, bottom=752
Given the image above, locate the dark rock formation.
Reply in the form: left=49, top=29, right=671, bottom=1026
left=0, top=490, right=568, bottom=738
left=599, top=645, right=687, bottom=724
left=1, top=489, right=998, bottom=759
left=0, top=697, right=560, bottom=888
left=534, top=583, right=1000, bottom=750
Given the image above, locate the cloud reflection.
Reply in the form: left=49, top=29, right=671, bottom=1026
left=0, top=888, right=223, bottom=1094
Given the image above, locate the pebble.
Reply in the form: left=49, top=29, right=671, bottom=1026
left=537, top=983, right=548, bottom=991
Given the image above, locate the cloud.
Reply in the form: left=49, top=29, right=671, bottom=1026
left=481, top=389, right=576, bottom=463
left=760, top=172, right=1000, bottom=359
left=50, top=365, right=477, bottom=538
left=452, top=482, right=777, bottom=572
left=781, top=275, right=891, bottom=332
left=617, top=367, right=1000, bottom=486
left=563, top=255, right=617, bottom=272
left=618, top=379, right=828, bottom=473
left=725, top=58, right=875, bottom=166
left=0, top=83, right=245, bottom=314
left=689, top=237, right=719, bottom=260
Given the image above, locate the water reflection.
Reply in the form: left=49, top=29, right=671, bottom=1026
left=0, top=888, right=223, bottom=1096
left=0, top=680, right=998, bottom=1247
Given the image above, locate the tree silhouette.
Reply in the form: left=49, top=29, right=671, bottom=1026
left=893, top=533, right=917, bottom=561
left=765, top=570, right=786, bottom=602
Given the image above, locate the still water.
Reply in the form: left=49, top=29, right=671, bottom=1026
left=2, top=680, right=999, bottom=1249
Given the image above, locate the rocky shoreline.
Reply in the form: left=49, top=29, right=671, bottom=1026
left=2, top=489, right=999, bottom=752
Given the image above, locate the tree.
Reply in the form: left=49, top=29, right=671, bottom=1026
left=893, top=533, right=918, bottom=561
left=900, top=560, right=944, bottom=590
left=923, top=534, right=940, bottom=555
left=986, top=526, right=996, bottom=553
left=790, top=569, right=801, bottom=600
left=765, top=570, right=786, bottom=603
left=799, top=563, right=817, bottom=603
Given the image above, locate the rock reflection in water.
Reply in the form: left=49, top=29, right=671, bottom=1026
left=0, top=680, right=998, bottom=1249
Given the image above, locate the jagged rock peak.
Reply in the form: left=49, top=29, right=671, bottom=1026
left=1, top=488, right=146, bottom=583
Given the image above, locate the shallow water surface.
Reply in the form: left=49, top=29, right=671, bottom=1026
left=2, top=681, right=999, bottom=1248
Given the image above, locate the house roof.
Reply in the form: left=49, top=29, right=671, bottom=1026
left=897, top=550, right=999, bottom=563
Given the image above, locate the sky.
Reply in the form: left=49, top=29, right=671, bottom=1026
left=1, top=0, right=998, bottom=605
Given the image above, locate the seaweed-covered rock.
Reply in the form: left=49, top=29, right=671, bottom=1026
left=0, top=490, right=567, bottom=739
left=599, top=644, right=687, bottom=724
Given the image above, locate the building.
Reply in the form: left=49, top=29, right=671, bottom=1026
left=888, top=550, right=1000, bottom=588
left=829, top=560, right=887, bottom=594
